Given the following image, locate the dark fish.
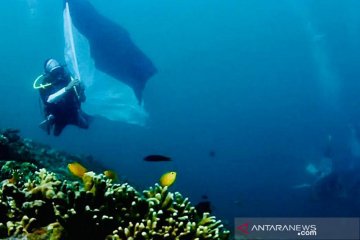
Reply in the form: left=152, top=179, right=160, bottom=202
left=209, top=150, right=216, bottom=158
left=195, top=201, right=212, bottom=215
left=201, top=194, right=208, bottom=200
left=144, top=155, right=171, bottom=162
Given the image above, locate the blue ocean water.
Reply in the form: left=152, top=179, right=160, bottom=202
left=1, top=0, right=360, bottom=229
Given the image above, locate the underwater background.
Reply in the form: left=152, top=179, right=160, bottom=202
left=0, top=0, right=360, bottom=230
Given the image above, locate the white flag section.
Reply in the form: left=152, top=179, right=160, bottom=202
left=63, top=3, right=148, bottom=125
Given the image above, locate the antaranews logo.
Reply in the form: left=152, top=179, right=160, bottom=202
left=236, top=222, right=316, bottom=236
left=237, top=223, right=250, bottom=235
left=235, top=218, right=360, bottom=240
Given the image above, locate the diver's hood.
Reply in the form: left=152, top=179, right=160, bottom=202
left=44, top=59, right=62, bottom=74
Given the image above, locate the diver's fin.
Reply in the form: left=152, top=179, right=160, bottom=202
left=39, top=120, right=51, bottom=134
left=39, top=119, right=52, bottom=134
left=39, top=115, right=55, bottom=134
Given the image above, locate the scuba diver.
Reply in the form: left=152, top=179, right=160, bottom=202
left=34, top=58, right=89, bottom=136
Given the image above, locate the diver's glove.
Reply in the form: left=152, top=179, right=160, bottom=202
left=65, top=78, right=80, bottom=92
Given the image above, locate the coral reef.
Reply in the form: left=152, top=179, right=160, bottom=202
left=0, top=129, right=230, bottom=239
left=0, top=128, right=103, bottom=177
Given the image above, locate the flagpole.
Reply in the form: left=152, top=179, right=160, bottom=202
left=64, top=0, right=80, bottom=100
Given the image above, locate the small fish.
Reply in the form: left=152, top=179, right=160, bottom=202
left=209, top=150, right=216, bottom=158
left=195, top=194, right=212, bottom=215
left=8, top=177, right=16, bottom=184
left=104, top=170, right=117, bottom=181
left=159, top=171, right=177, bottom=187
left=32, top=228, right=47, bottom=235
left=195, top=200, right=212, bottom=215
left=144, top=155, right=171, bottom=162
left=68, top=162, right=87, bottom=178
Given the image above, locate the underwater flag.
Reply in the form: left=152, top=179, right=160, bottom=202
left=63, top=0, right=156, bottom=125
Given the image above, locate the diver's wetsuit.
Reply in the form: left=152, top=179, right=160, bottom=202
left=39, top=71, right=89, bottom=136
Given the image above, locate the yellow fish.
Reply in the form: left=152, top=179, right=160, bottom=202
left=104, top=170, right=117, bottom=181
left=159, top=171, right=177, bottom=187
left=68, top=162, right=87, bottom=178
left=8, top=177, right=16, bottom=184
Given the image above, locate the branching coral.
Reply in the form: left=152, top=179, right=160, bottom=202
left=0, top=130, right=230, bottom=239
left=0, top=167, right=229, bottom=239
